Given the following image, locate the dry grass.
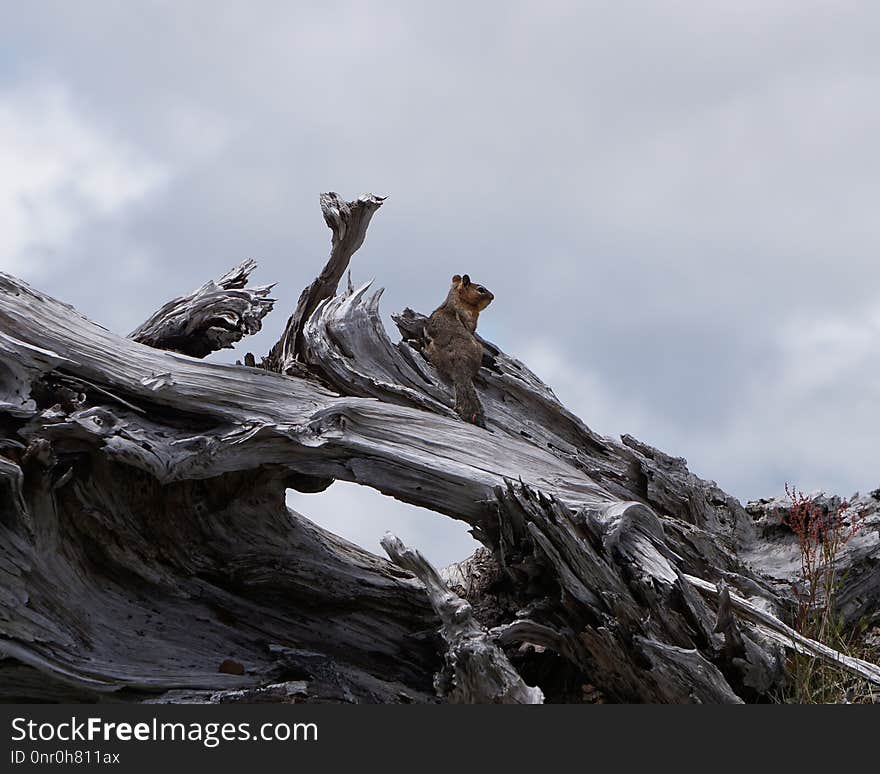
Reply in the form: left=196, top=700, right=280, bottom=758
left=779, top=485, right=878, bottom=703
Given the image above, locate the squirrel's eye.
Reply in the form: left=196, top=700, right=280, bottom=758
left=478, top=287, right=486, bottom=293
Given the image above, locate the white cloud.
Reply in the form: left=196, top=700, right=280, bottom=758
left=519, top=338, right=661, bottom=442
left=0, top=83, right=169, bottom=278
left=152, top=97, right=240, bottom=163
left=699, top=299, right=880, bottom=497
left=521, top=298, right=880, bottom=505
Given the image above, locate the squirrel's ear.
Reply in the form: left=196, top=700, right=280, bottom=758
left=452, top=274, right=462, bottom=285
left=461, top=274, right=471, bottom=286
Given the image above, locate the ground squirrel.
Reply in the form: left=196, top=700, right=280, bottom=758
left=425, top=274, right=494, bottom=426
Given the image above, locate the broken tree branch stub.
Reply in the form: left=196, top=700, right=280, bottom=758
left=266, top=192, right=386, bottom=373
left=129, top=258, right=275, bottom=358
left=381, top=532, right=543, bottom=704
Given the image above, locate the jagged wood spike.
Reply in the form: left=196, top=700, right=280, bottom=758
left=381, top=532, right=543, bottom=704
left=266, top=192, right=385, bottom=373
left=129, top=258, right=275, bottom=358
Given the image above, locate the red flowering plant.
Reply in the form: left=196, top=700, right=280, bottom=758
left=780, top=484, right=866, bottom=702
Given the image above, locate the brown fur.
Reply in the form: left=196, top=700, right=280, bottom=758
left=425, top=274, right=494, bottom=426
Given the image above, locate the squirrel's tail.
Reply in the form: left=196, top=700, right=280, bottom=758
left=453, top=376, right=485, bottom=428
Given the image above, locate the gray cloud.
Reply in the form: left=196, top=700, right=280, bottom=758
left=3, top=1, right=880, bottom=565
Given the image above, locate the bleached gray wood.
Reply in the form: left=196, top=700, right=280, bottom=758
left=744, top=491, right=880, bottom=626
left=466, top=483, right=759, bottom=703
left=686, top=574, right=880, bottom=687
left=129, top=259, right=275, bottom=357
left=381, top=532, right=543, bottom=704
left=266, top=192, right=385, bottom=372
left=1, top=190, right=878, bottom=703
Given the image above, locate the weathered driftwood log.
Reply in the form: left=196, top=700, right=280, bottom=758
left=1, top=191, right=878, bottom=703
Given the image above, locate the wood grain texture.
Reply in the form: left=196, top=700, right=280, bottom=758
left=382, top=532, right=543, bottom=704
left=129, top=259, right=275, bottom=358
left=266, top=192, right=385, bottom=373
left=1, top=192, right=877, bottom=703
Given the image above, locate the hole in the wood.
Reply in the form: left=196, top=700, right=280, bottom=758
left=286, top=481, right=480, bottom=568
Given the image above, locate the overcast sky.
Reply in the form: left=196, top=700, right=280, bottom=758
left=4, top=1, right=880, bottom=565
